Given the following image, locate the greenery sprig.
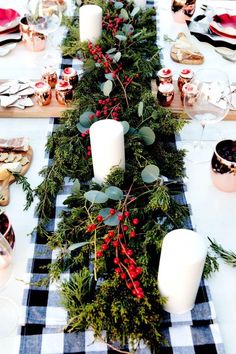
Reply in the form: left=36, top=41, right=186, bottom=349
left=209, top=238, right=236, bottom=267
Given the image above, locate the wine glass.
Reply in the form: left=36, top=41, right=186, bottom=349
left=26, top=0, right=62, bottom=65
left=0, top=233, right=19, bottom=338
left=183, top=68, right=231, bottom=163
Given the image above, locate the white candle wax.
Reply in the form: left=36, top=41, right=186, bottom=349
left=79, top=5, right=102, bottom=44
left=90, top=120, right=125, bottom=184
left=133, top=0, right=146, bottom=9
left=158, top=229, right=207, bottom=314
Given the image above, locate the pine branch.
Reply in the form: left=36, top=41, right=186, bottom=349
left=209, top=237, right=236, bottom=267
left=13, top=173, right=34, bottom=210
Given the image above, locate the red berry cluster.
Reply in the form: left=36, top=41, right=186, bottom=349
left=80, top=130, right=91, bottom=159
left=123, top=73, right=140, bottom=88
left=92, top=208, right=144, bottom=299
left=88, top=42, right=123, bottom=77
left=102, top=12, right=126, bottom=36
left=92, top=98, right=122, bottom=121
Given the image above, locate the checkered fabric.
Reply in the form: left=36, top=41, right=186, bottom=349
left=18, top=1, right=225, bottom=353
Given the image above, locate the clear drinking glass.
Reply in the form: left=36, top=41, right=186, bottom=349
left=0, top=234, right=19, bottom=338
left=26, top=0, right=62, bottom=65
left=183, top=68, right=231, bottom=163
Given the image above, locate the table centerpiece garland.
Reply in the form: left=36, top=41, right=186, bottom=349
left=34, top=0, right=217, bottom=352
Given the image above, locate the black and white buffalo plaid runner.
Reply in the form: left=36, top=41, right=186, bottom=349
left=18, top=1, right=225, bottom=353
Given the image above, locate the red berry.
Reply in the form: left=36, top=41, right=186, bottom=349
left=124, top=211, right=130, bottom=218
left=113, top=240, right=119, bottom=247
left=120, top=273, right=126, bottom=280
left=113, top=257, right=120, bottom=264
left=118, top=214, right=124, bottom=221
left=128, top=264, right=136, bottom=272
left=124, top=258, right=129, bottom=264
left=115, top=267, right=121, bottom=274
left=137, top=293, right=144, bottom=299
left=104, top=237, right=110, bottom=244
left=136, top=267, right=143, bottom=274
left=134, top=281, right=140, bottom=287
left=118, top=233, right=123, bottom=239
left=127, top=282, right=133, bottom=289
left=132, top=289, right=138, bottom=296
left=130, top=230, right=136, bottom=238
left=132, top=218, right=139, bottom=225
left=109, top=209, right=116, bottom=215
left=96, top=250, right=103, bottom=258
left=96, top=215, right=103, bottom=222
left=127, top=249, right=133, bottom=256
left=101, top=244, right=108, bottom=251
left=87, top=151, right=91, bottom=156
left=130, top=271, right=137, bottom=279
left=123, top=225, right=128, bottom=232
left=108, top=230, right=115, bottom=237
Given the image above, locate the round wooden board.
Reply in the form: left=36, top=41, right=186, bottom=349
left=0, top=146, right=33, bottom=206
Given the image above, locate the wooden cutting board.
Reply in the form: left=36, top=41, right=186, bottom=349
left=0, top=147, right=33, bottom=206
left=0, top=80, right=72, bottom=118
left=151, top=80, right=236, bottom=121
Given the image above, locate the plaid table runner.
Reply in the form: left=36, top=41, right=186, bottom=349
left=18, top=1, right=225, bottom=353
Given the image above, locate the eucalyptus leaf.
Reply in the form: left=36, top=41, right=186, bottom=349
left=131, top=6, right=140, bottom=17
left=99, top=208, right=121, bottom=226
left=113, top=52, right=121, bottom=63
left=106, top=47, right=117, bottom=54
left=114, top=1, right=123, bottom=9
left=76, top=122, right=89, bottom=133
left=103, top=80, right=113, bottom=96
left=120, top=8, right=129, bottom=20
left=105, top=73, right=114, bottom=81
left=138, top=101, right=144, bottom=117
left=105, top=186, right=124, bottom=200
left=71, top=179, right=81, bottom=194
left=84, top=190, right=108, bottom=204
left=68, top=241, right=89, bottom=252
left=122, top=24, right=134, bottom=35
left=141, top=164, right=160, bottom=184
left=115, top=34, right=127, bottom=41
left=139, top=126, right=156, bottom=145
left=121, top=121, right=130, bottom=134
left=80, top=111, right=94, bottom=127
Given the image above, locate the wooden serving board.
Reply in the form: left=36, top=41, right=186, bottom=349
left=151, top=80, right=236, bottom=121
left=0, top=80, right=72, bottom=118
left=0, top=147, right=33, bottom=206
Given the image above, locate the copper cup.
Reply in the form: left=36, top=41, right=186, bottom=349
left=19, top=16, right=46, bottom=52
left=211, top=140, right=236, bottom=192
left=171, top=0, right=196, bottom=23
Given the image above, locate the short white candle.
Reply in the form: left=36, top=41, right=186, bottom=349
left=79, top=5, right=102, bottom=44
left=90, top=120, right=125, bottom=184
left=158, top=229, right=207, bottom=314
left=134, top=0, right=146, bottom=9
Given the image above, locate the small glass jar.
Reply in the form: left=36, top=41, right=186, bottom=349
left=157, top=83, right=174, bottom=107
left=41, top=65, right=58, bottom=89
left=55, top=80, right=73, bottom=105
left=156, top=68, right=173, bottom=87
left=34, top=81, right=52, bottom=106
left=181, top=82, right=198, bottom=105
left=62, top=67, right=78, bottom=89
left=178, top=69, right=193, bottom=92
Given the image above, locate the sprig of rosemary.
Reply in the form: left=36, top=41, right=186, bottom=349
left=13, top=173, right=34, bottom=210
left=209, top=237, right=236, bottom=267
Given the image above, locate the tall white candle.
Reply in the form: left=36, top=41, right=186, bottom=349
left=79, top=5, right=102, bottom=44
left=134, top=0, right=146, bottom=9
left=90, top=120, right=125, bottom=184
left=158, top=229, right=207, bottom=314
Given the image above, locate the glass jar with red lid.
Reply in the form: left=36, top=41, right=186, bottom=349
left=55, top=80, right=73, bottom=105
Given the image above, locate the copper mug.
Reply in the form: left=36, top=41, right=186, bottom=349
left=171, top=0, right=196, bottom=23
left=211, top=140, right=236, bottom=193
left=19, top=16, right=46, bottom=52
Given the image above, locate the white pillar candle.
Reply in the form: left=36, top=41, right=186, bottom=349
left=133, top=0, right=146, bottom=9
left=158, top=229, right=207, bottom=315
left=90, top=120, right=125, bottom=184
left=79, top=5, right=102, bottom=44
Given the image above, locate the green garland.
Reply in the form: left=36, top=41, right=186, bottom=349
left=34, top=0, right=215, bottom=351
